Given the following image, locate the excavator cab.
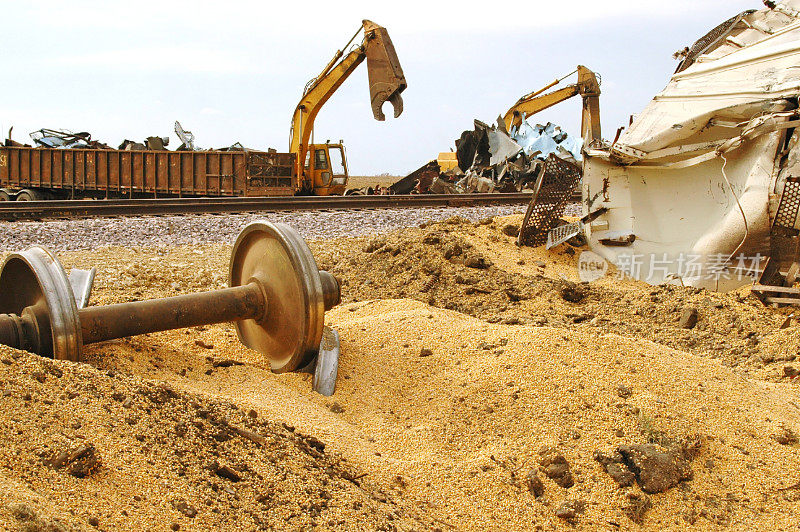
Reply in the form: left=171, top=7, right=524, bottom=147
left=304, top=143, right=349, bottom=196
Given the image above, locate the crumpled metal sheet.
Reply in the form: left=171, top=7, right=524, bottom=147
left=512, top=121, right=582, bottom=162
left=582, top=0, right=800, bottom=291
left=487, top=128, right=523, bottom=166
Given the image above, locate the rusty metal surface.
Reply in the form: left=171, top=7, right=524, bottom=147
left=363, top=20, right=406, bottom=121
left=772, top=177, right=800, bottom=237
left=79, top=284, right=266, bottom=345
left=0, top=246, right=81, bottom=360
left=230, top=221, right=337, bottom=373
left=0, top=146, right=296, bottom=199
left=0, top=222, right=342, bottom=391
left=518, top=155, right=581, bottom=247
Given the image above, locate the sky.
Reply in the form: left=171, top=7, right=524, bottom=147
left=0, top=0, right=759, bottom=175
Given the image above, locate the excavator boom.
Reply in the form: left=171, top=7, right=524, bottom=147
left=290, top=20, right=406, bottom=193
left=501, top=65, right=601, bottom=144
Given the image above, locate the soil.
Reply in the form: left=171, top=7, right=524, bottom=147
left=0, top=214, right=799, bottom=530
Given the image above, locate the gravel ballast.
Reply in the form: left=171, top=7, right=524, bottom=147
left=0, top=206, right=526, bottom=251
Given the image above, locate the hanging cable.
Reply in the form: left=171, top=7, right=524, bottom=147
left=720, top=153, right=750, bottom=263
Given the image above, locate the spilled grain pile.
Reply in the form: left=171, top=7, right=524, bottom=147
left=0, top=214, right=798, bottom=530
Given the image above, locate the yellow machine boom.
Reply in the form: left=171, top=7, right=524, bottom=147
left=290, top=20, right=407, bottom=195
left=501, top=65, right=601, bottom=144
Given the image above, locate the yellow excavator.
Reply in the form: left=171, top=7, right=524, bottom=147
left=500, top=65, right=601, bottom=142
left=436, top=65, right=600, bottom=171
left=290, top=20, right=406, bottom=195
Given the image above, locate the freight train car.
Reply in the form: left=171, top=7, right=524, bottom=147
left=0, top=147, right=297, bottom=200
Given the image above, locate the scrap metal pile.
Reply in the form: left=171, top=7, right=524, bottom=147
left=389, top=118, right=583, bottom=195
left=6, top=121, right=248, bottom=152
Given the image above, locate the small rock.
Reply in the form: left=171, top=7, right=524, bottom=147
left=46, top=443, right=100, bottom=478
left=501, top=224, right=519, bottom=237
left=539, top=450, right=574, bottom=488
left=422, top=233, right=442, bottom=245
left=195, top=340, right=215, bottom=350
left=616, top=385, right=633, bottom=399
left=464, top=254, right=491, bottom=269
left=772, top=426, right=798, bottom=445
left=559, top=282, right=586, bottom=303
left=526, top=470, right=545, bottom=497
left=554, top=499, right=586, bottom=520
left=172, top=499, right=198, bottom=518
left=88, top=516, right=100, bottom=527
left=419, top=348, right=433, bottom=357
left=212, top=463, right=241, bottom=482
left=328, top=402, right=345, bottom=414
left=678, top=307, right=698, bottom=329
left=622, top=490, right=650, bottom=523
left=617, top=444, right=693, bottom=493
left=212, top=358, right=243, bottom=368
left=248, top=409, right=258, bottom=419
left=784, top=365, right=799, bottom=379
left=535, top=260, right=547, bottom=268
left=443, top=243, right=462, bottom=259
left=606, top=462, right=636, bottom=487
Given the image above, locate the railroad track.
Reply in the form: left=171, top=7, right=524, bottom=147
left=0, top=193, right=533, bottom=221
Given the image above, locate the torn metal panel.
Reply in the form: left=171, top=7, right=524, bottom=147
left=512, top=121, right=583, bottom=162
left=175, top=121, right=196, bottom=151
left=145, top=136, right=169, bottom=150
left=486, top=127, right=523, bottom=166
left=389, top=160, right=440, bottom=194
left=582, top=1, right=800, bottom=291
left=30, top=129, right=109, bottom=149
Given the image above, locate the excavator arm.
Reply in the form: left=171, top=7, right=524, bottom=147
left=501, top=65, right=601, bottom=144
left=290, top=20, right=406, bottom=188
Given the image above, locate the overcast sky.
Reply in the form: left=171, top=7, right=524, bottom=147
left=0, top=0, right=758, bottom=175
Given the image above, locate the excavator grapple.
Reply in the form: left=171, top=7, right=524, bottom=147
left=362, top=20, right=407, bottom=121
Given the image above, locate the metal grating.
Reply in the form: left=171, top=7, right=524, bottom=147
left=773, top=177, right=800, bottom=236
left=675, top=10, right=755, bottom=73
left=546, top=220, right=582, bottom=249
left=518, top=155, right=581, bottom=247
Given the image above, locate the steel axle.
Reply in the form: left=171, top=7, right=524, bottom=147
left=0, top=221, right=342, bottom=393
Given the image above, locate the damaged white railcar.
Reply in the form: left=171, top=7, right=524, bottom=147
left=583, top=1, right=800, bottom=293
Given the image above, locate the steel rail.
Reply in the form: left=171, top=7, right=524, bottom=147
left=0, top=193, right=533, bottom=221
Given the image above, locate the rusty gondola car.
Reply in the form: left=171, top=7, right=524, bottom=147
left=0, top=147, right=296, bottom=200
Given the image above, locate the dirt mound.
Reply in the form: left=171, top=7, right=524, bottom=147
left=311, top=215, right=793, bottom=381
left=0, top=346, right=429, bottom=531
left=1, top=215, right=799, bottom=529
left=315, top=299, right=800, bottom=529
